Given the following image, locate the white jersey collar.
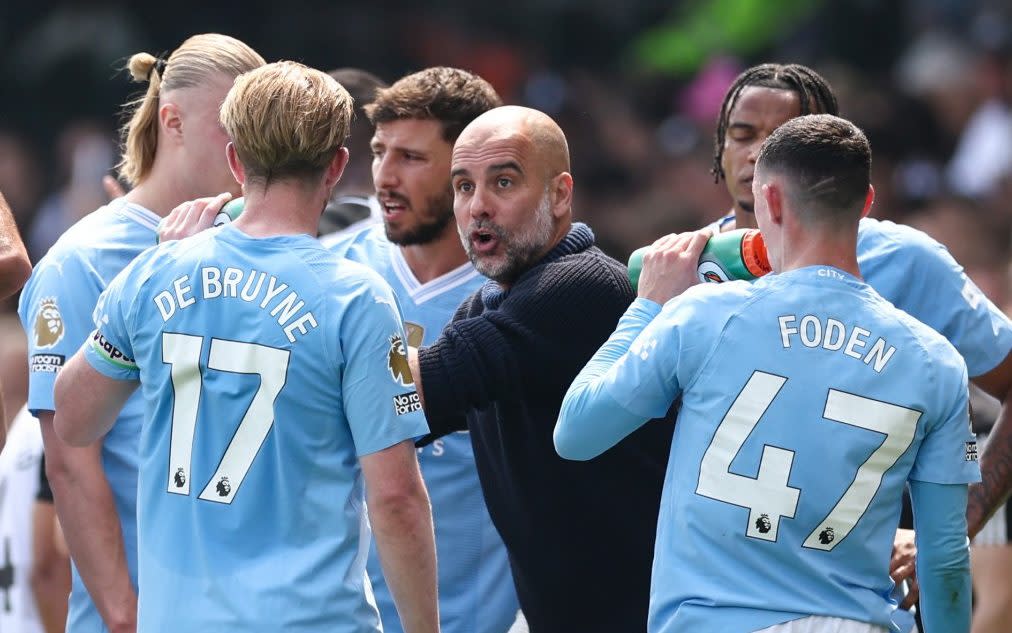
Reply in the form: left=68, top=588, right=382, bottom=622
left=391, top=246, right=481, bottom=304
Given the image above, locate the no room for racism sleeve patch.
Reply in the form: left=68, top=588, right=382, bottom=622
left=393, top=391, right=422, bottom=416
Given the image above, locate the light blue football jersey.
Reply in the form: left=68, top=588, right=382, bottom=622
left=84, top=224, right=429, bottom=633
left=325, top=224, right=519, bottom=633
left=600, top=267, right=978, bottom=632
left=18, top=198, right=157, bottom=633
left=855, top=217, right=1012, bottom=376
left=705, top=214, right=1012, bottom=376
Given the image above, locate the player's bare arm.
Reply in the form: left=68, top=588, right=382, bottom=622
left=361, top=440, right=439, bottom=633
left=47, top=353, right=139, bottom=633
left=39, top=412, right=137, bottom=633
left=0, top=190, right=31, bottom=300
left=31, top=499, right=71, bottom=633
left=966, top=350, right=1012, bottom=536
left=54, top=351, right=138, bottom=446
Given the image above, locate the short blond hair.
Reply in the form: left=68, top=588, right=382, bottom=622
left=221, top=61, right=353, bottom=185
left=117, top=33, right=265, bottom=187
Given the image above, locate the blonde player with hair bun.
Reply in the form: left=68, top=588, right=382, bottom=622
left=53, top=61, right=438, bottom=633
left=19, top=33, right=263, bottom=633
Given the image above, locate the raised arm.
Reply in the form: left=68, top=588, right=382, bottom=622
left=555, top=299, right=662, bottom=460
left=556, top=231, right=710, bottom=459
left=416, top=259, right=636, bottom=423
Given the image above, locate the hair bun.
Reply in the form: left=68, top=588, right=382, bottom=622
left=127, top=52, right=159, bottom=82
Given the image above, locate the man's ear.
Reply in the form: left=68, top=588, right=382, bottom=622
left=763, top=181, right=784, bottom=226
left=325, top=147, right=350, bottom=189
left=861, top=184, right=875, bottom=218
left=159, top=102, right=183, bottom=145
left=226, top=143, right=245, bottom=185
left=550, top=172, right=574, bottom=220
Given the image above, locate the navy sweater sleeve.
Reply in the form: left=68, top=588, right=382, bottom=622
left=418, top=247, right=634, bottom=424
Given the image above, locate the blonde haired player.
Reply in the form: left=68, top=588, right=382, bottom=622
left=53, top=61, right=438, bottom=633
left=18, top=33, right=264, bottom=632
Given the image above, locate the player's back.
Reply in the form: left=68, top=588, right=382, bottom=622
left=98, top=224, right=422, bottom=632
left=650, top=266, right=972, bottom=632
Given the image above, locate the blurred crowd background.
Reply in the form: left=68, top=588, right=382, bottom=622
left=0, top=0, right=1009, bottom=326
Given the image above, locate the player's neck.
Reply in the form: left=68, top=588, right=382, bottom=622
left=126, top=157, right=236, bottom=217
left=399, top=225, right=470, bottom=284
left=778, top=232, right=862, bottom=279
left=233, top=185, right=325, bottom=238
left=125, top=177, right=199, bottom=218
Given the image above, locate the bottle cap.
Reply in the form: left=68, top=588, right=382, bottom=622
left=741, top=230, right=772, bottom=277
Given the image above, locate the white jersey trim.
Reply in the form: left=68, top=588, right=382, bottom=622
left=114, top=198, right=160, bottom=232
left=755, top=615, right=889, bottom=633
left=391, top=247, right=481, bottom=304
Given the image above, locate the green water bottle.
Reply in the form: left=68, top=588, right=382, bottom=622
left=156, top=197, right=244, bottom=243
left=627, top=228, right=771, bottom=291
left=215, top=197, right=245, bottom=226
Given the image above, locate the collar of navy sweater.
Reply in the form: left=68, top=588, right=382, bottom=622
left=480, top=222, right=595, bottom=309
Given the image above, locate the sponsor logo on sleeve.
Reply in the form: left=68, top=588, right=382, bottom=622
left=393, top=391, right=422, bottom=416
left=89, top=330, right=137, bottom=369
left=30, top=353, right=65, bottom=373
left=387, top=334, right=414, bottom=386
left=966, top=441, right=979, bottom=462
left=34, top=297, right=65, bottom=349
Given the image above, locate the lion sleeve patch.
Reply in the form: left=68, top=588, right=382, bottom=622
left=387, top=334, right=414, bottom=386
left=34, top=297, right=66, bottom=348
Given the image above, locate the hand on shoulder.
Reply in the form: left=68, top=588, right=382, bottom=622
left=157, top=192, right=233, bottom=243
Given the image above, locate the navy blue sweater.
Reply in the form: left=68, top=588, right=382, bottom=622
left=418, top=224, right=672, bottom=633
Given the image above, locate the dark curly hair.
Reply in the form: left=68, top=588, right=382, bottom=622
left=712, top=63, right=838, bottom=183
left=365, top=66, right=503, bottom=143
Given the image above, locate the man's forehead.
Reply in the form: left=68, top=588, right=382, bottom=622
left=452, top=135, right=532, bottom=172
left=372, top=118, right=445, bottom=145
left=729, top=86, right=803, bottom=121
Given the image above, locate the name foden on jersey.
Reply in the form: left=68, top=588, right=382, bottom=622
left=153, top=268, right=318, bottom=343
left=777, top=314, right=896, bottom=372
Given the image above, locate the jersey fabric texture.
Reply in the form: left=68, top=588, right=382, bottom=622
left=585, top=268, right=978, bottom=632
left=84, top=224, right=428, bottom=633
left=17, top=197, right=157, bottom=632
left=0, top=407, right=45, bottom=633
left=325, top=224, right=518, bottom=633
